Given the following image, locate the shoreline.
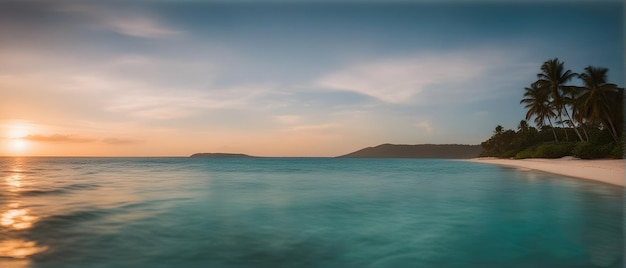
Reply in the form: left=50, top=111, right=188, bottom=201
left=465, top=157, right=624, bottom=187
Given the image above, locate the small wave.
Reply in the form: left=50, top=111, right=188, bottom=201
left=0, top=170, right=37, bottom=175
left=31, top=209, right=111, bottom=231
left=19, top=184, right=99, bottom=197
left=64, top=183, right=99, bottom=191
left=20, top=189, right=68, bottom=197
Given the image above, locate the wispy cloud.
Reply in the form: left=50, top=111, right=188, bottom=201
left=290, top=123, right=339, bottom=132
left=273, top=115, right=301, bottom=124
left=317, top=49, right=524, bottom=104
left=22, top=134, right=141, bottom=146
left=106, top=85, right=277, bottom=119
left=415, top=120, right=434, bottom=133
left=102, top=138, right=140, bottom=145
left=54, top=1, right=183, bottom=39
left=24, top=134, right=96, bottom=143
left=107, top=17, right=182, bottom=38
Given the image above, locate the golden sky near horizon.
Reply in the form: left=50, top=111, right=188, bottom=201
left=0, top=120, right=377, bottom=156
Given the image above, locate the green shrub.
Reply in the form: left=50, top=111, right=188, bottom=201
left=500, top=149, right=519, bottom=159
left=532, top=142, right=575, bottom=158
left=610, top=143, right=623, bottom=159
left=515, top=147, right=536, bottom=159
left=572, top=142, right=616, bottom=159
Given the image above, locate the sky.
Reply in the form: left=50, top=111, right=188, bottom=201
left=0, top=0, right=623, bottom=157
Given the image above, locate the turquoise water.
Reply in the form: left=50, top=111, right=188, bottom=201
left=0, top=157, right=622, bottom=268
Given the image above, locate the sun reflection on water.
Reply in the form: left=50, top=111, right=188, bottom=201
left=0, top=239, right=47, bottom=260
left=1, top=206, right=37, bottom=230
left=5, top=174, right=23, bottom=192
left=5, top=160, right=27, bottom=193
left=0, top=160, right=48, bottom=265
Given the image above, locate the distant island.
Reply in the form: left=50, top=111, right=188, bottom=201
left=339, top=144, right=482, bottom=159
left=190, top=153, right=255, bottom=158
left=190, top=144, right=481, bottom=159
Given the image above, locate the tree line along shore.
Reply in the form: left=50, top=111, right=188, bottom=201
left=480, top=58, right=623, bottom=159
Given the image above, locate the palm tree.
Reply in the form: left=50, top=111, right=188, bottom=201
left=569, top=86, right=590, bottom=141
left=495, top=125, right=504, bottom=134
left=578, top=66, right=622, bottom=144
left=533, top=58, right=584, bottom=142
left=521, top=84, right=558, bottom=142
left=517, top=120, right=530, bottom=132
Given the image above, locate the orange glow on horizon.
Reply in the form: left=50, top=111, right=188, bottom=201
left=0, top=119, right=366, bottom=157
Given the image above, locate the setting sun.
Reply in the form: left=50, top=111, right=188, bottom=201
left=8, top=139, right=28, bottom=155
left=2, top=122, right=35, bottom=156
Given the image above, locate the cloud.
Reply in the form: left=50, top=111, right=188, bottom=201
left=106, top=85, right=277, bottom=119
left=415, top=120, right=434, bottom=133
left=273, top=115, right=301, bottom=124
left=107, top=17, right=182, bottom=38
left=317, top=52, right=482, bottom=103
left=102, top=138, right=140, bottom=145
left=317, top=49, right=525, bottom=104
left=24, top=134, right=96, bottom=143
left=54, top=1, right=183, bottom=39
left=290, top=123, right=339, bottom=132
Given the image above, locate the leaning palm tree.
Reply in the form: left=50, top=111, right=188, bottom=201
left=521, top=84, right=558, bottom=142
left=569, top=86, right=590, bottom=141
left=533, top=58, right=584, bottom=142
left=578, top=66, right=621, bottom=144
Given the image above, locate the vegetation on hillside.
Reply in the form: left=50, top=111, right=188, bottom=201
left=480, top=58, right=623, bottom=159
left=339, top=144, right=482, bottom=159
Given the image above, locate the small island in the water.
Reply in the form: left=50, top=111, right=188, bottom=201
left=190, top=153, right=255, bottom=158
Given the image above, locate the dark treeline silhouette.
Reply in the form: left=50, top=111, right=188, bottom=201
left=340, top=144, right=482, bottom=159
left=481, top=58, right=623, bottom=159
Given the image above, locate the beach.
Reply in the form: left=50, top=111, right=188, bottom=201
left=467, top=157, right=625, bottom=187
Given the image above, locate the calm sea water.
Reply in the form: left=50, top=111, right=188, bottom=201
left=0, top=157, right=622, bottom=268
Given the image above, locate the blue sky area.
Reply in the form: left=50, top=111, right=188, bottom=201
left=0, top=0, right=623, bottom=156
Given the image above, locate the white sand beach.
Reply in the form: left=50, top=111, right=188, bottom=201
left=466, top=157, right=625, bottom=187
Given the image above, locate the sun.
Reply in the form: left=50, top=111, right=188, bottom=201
left=3, top=122, right=34, bottom=156
left=8, top=138, right=28, bottom=154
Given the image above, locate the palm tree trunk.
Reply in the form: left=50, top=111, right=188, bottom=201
left=559, top=114, right=569, bottom=141
left=563, top=108, right=584, bottom=142
left=604, top=114, right=620, bottom=144
left=581, top=124, right=589, bottom=142
left=547, top=117, right=559, bottom=143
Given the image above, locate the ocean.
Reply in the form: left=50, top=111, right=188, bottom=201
left=0, top=157, right=622, bottom=268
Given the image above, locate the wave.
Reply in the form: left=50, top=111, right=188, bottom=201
left=0, top=170, right=37, bottom=174
left=19, top=183, right=100, bottom=197
left=31, top=208, right=111, bottom=232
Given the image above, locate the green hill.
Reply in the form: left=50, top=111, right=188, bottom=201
left=339, top=144, right=482, bottom=159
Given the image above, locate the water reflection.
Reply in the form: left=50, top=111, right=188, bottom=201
left=1, top=204, right=37, bottom=230
left=0, top=159, right=48, bottom=266
left=0, top=239, right=47, bottom=259
left=5, top=174, right=22, bottom=192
